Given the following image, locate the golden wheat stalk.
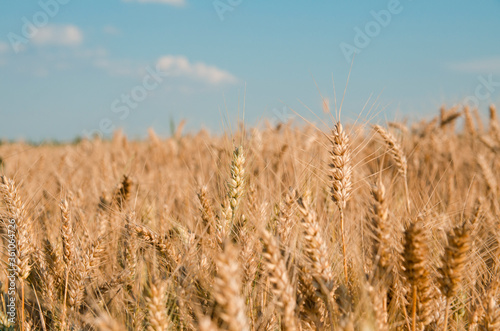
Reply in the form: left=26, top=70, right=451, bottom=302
left=276, top=188, right=296, bottom=249
left=0, top=176, right=34, bottom=280
left=67, top=236, right=104, bottom=310
left=329, top=122, right=352, bottom=286
left=439, top=221, right=471, bottom=331
left=198, top=185, right=216, bottom=229
left=197, top=316, right=219, bottom=331
left=60, top=199, right=74, bottom=267
left=260, top=228, right=298, bottom=331
left=439, top=106, right=462, bottom=129
left=296, top=196, right=337, bottom=328
left=370, top=179, right=391, bottom=273
left=130, top=223, right=177, bottom=272
left=213, top=244, right=250, bottom=331
left=227, top=146, right=245, bottom=220
left=113, top=175, right=132, bottom=211
left=489, top=104, right=499, bottom=135
left=123, top=214, right=138, bottom=283
left=478, top=154, right=498, bottom=194
left=368, top=283, right=388, bottom=331
left=146, top=280, right=170, bottom=331
left=464, top=106, right=476, bottom=136
left=94, top=314, right=125, bottom=331
left=0, top=176, right=34, bottom=330
left=373, top=124, right=410, bottom=212
left=403, top=220, right=435, bottom=331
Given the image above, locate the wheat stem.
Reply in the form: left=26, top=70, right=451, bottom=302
left=340, top=209, right=348, bottom=286
left=443, top=297, right=450, bottom=331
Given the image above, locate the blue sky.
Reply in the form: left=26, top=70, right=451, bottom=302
left=0, top=0, right=499, bottom=141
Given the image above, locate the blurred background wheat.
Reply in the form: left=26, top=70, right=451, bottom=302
left=1, top=104, right=500, bottom=330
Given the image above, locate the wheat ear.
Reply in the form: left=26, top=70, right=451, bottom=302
left=464, top=106, right=476, bottom=136
left=68, top=236, right=104, bottom=310
left=227, top=146, right=245, bottom=221
left=198, top=316, right=219, bottom=331
left=439, top=221, right=471, bottom=331
left=439, top=106, right=462, bottom=129
left=146, top=280, right=170, bottom=331
left=329, top=122, right=352, bottom=286
left=197, top=185, right=216, bottom=229
left=0, top=176, right=34, bottom=330
left=213, top=244, right=249, bottom=331
left=489, top=104, right=499, bottom=134
left=60, top=199, right=74, bottom=267
left=373, top=125, right=410, bottom=212
left=485, top=297, right=500, bottom=330
left=0, top=176, right=34, bottom=280
left=368, top=283, right=388, bottom=331
left=113, top=175, right=132, bottom=211
left=276, top=188, right=296, bottom=249
left=296, top=197, right=337, bottom=329
left=261, top=228, right=298, bottom=331
left=130, top=223, right=177, bottom=272
left=123, top=215, right=138, bottom=283
left=478, top=154, right=498, bottom=194
left=94, top=314, right=124, bottom=331
left=403, top=220, right=434, bottom=330
left=370, top=179, right=391, bottom=273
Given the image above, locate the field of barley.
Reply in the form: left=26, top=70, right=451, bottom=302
left=1, top=105, right=500, bottom=330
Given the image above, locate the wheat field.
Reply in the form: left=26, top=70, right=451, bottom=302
left=1, top=105, right=500, bottom=330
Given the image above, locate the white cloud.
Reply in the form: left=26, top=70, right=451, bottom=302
left=156, top=55, right=237, bottom=85
left=32, top=25, right=83, bottom=46
left=447, top=57, right=500, bottom=74
left=124, top=0, right=185, bottom=6
left=0, top=42, right=9, bottom=54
